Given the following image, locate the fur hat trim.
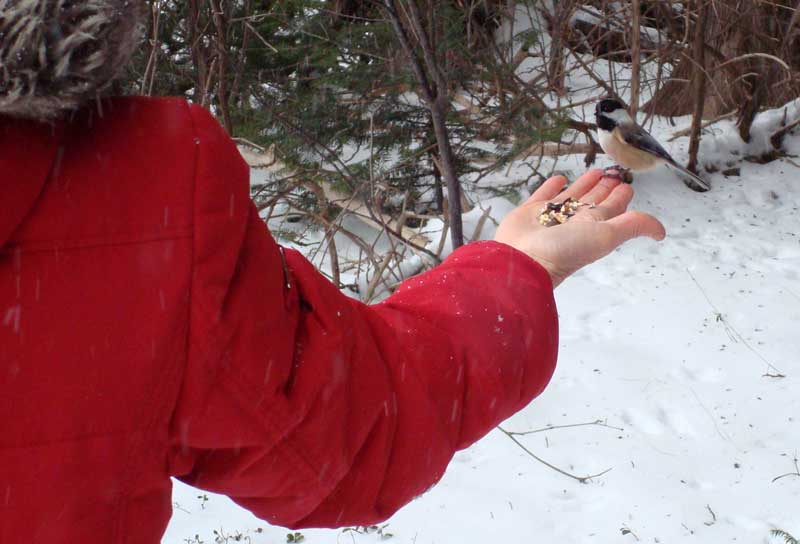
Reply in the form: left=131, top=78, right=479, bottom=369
left=0, top=0, right=145, bottom=120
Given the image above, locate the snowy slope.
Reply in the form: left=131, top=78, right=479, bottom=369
left=164, top=110, right=800, bottom=543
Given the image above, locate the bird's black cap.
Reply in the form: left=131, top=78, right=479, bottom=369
left=596, top=98, right=625, bottom=115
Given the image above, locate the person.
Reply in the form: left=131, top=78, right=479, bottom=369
left=0, top=2, right=665, bottom=543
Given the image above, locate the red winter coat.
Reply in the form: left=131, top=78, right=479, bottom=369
left=0, top=98, right=558, bottom=543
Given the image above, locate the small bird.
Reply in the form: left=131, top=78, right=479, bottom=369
left=595, top=98, right=710, bottom=192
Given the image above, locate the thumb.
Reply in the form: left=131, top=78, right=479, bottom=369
left=606, top=211, right=667, bottom=243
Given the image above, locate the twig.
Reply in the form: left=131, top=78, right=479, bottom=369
left=506, top=419, right=625, bottom=436
left=364, top=251, right=395, bottom=303
left=688, top=386, right=737, bottom=448
left=668, top=112, right=737, bottom=142
left=712, top=53, right=792, bottom=74
left=498, top=426, right=613, bottom=484
left=772, top=452, right=800, bottom=483
left=243, top=21, right=278, bottom=52
left=621, top=524, right=640, bottom=541
left=470, top=206, right=493, bottom=242
left=771, top=116, right=800, bottom=150
left=521, top=142, right=600, bottom=160
left=172, top=502, right=191, bottom=514
left=435, top=214, right=450, bottom=259
left=704, top=504, right=717, bottom=526
left=686, top=269, right=785, bottom=376
left=783, top=157, right=800, bottom=169
left=141, top=0, right=163, bottom=96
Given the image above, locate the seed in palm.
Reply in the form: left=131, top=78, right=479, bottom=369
left=538, top=197, right=588, bottom=227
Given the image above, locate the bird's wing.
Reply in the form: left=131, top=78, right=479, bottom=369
left=616, top=122, right=675, bottom=163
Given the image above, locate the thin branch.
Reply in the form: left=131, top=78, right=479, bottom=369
left=141, top=0, right=162, bottom=96
left=686, top=269, right=784, bottom=376
left=771, top=452, right=800, bottom=483
left=668, top=111, right=737, bottom=142
left=712, top=52, right=792, bottom=74
left=771, top=116, right=800, bottom=150
left=498, top=426, right=613, bottom=484
left=505, top=419, right=625, bottom=436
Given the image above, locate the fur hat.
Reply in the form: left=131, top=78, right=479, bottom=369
left=0, top=0, right=145, bottom=120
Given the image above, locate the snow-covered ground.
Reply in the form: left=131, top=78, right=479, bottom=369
left=164, top=105, right=800, bottom=543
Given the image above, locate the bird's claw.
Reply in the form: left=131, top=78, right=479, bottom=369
left=602, top=166, right=632, bottom=183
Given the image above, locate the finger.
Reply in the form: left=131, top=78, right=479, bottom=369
left=526, top=175, right=568, bottom=204
left=589, top=183, right=634, bottom=220
left=606, top=211, right=667, bottom=243
left=558, top=169, right=604, bottom=200
left=580, top=174, right=623, bottom=206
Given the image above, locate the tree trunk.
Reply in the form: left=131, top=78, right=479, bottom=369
left=544, top=0, right=577, bottom=95
left=383, top=0, right=465, bottom=249
left=687, top=1, right=707, bottom=174
left=209, top=0, right=233, bottom=133
left=629, top=0, right=641, bottom=116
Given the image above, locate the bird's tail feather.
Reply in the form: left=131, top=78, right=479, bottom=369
left=666, top=161, right=710, bottom=192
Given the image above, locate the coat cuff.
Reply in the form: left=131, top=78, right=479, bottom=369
left=445, top=240, right=555, bottom=292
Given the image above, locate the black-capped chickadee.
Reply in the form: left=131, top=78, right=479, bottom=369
left=595, top=98, right=710, bottom=192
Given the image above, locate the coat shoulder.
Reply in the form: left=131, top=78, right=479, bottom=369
left=11, top=97, right=201, bottom=248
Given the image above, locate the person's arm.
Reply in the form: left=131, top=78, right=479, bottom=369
left=168, top=104, right=663, bottom=529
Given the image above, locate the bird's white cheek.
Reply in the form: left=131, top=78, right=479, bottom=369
left=597, top=129, right=614, bottom=153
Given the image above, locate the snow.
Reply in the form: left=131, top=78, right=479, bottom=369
left=164, top=9, right=799, bottom=544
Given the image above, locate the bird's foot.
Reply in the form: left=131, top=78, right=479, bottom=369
left=602, top=165, right=633, bottom=184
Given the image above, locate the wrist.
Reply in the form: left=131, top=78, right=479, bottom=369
left=488, top=240, right=559, bottom=290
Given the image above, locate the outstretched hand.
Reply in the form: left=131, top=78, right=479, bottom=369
left=495, top=169, right=666, bottom=288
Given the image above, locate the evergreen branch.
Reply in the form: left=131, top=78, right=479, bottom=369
left=267, top=109, right=441, bottom=263
left=771, top=529, right=800, bottom=544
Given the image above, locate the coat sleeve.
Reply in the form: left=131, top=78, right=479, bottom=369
left=168, top=104, right=559, bottom=529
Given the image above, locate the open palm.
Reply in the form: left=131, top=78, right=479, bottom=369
left=495, top=170, right=666, bottom=287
